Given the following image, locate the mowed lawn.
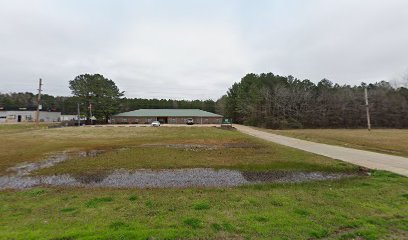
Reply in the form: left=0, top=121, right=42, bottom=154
left=0, top=124, right=407, bottom=239
left=268, top=128, right=408, bottom=158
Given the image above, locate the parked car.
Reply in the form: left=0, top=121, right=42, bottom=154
left=186, top=118, right=194, bottom=125
left=151, top=121, right=161, bottom=127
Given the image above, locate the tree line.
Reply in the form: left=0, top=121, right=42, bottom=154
left=1, top=72, right=408, bottom=128
left=0, top=74, right=217, bottom=123
left=220, top=73, right=408, bottom=128
left=0, top=93, right=216, bottom=115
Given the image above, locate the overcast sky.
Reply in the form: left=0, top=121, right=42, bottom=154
left=1, top=0, right=408, bottom=100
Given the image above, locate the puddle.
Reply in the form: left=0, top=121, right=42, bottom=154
left=7, top=150, right=105, bottom=177
left=0, top=147, right=363, bottom=190
left=0, top=168, right=362, bottom=190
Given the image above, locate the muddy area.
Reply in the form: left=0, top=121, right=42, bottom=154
left=7, top=150, right=104, bottom=177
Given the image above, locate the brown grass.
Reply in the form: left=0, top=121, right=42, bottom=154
left=268, top=129, right=408, bottom=157
left=0, top=125, right=356, bottom=175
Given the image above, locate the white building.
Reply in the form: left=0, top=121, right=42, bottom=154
left=61, top=115, right=82, bottom=121
left=0, top=111, right=61, bottom=123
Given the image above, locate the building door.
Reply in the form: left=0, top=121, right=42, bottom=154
left=157, top=117, right=168, bottom=124
left=17, top=115, right=22, bottom=122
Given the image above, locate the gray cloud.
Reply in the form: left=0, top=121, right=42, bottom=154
left=1, top=0, right=408, bottom=100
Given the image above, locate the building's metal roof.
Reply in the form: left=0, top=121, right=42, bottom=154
left=114, top=109, right=223, bottom=117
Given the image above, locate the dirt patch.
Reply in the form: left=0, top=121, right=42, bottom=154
left=222, top=143, right=260, bottom=148
left=92, top=169, right=248, bottom=188
left=141, top=143, right=260, bottom=151
left=142, top=144, right=219, bottom=151
left=74, top=172, right=110, bottom=184
left=242, top=171, right=361, bottom=183
left=0, top=175, right=79, bottom=189
left=217, top=125, right=236, bottom=131
left=0, top=150, right=106, bottom=189
left=7, top=150, right=105, bottom=177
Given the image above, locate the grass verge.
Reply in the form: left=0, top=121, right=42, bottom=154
left=266, top=128, right=408, bottom=157
left=0, top=171, right=407, bottom=239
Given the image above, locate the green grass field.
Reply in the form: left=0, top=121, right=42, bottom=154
left=0, top=124, right=407, bottom=239
left=268, top=129, right=408, bottom=157
left=0, top=125, right=354, bottom=175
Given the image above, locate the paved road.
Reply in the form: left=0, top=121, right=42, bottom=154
left=235, top=125, right=408, bottom=177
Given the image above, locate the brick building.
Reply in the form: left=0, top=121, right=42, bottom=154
left=111, top=109, right=223, bottom=124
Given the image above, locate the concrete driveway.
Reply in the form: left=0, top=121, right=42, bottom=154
left=235, top=125, right=408, bottom=177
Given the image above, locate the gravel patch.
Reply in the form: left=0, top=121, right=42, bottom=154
left=242, top=171, right=359, bottom=183
left=93, top=169, right=249, bottom=188
left=0, top=176, right=40, bottom=189
left=0, top=174, right=79, bottom=189
left=0, top=147, right=362, bottom=190
left=7, top=150, right=104, bottom=177
left=75, top=172, right=110, bottom=184
left=0, top=168, right=362, bottom=190
left=0, top=149, right=104, bottom=189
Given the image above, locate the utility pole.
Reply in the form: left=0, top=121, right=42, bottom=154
left=77, top=103, right=81, bottom=127
left=62, top=97, right=65, bottom=115
left=89, top=103, right=92, bottom=124
left=364, top=87, right=371, bottom=131
left=35, top=78, right=43, bottom=127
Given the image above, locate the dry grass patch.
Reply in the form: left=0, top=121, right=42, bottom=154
left=0, top=126, right=245, bottom=174
left=268, top=129, right=408, bottom=157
